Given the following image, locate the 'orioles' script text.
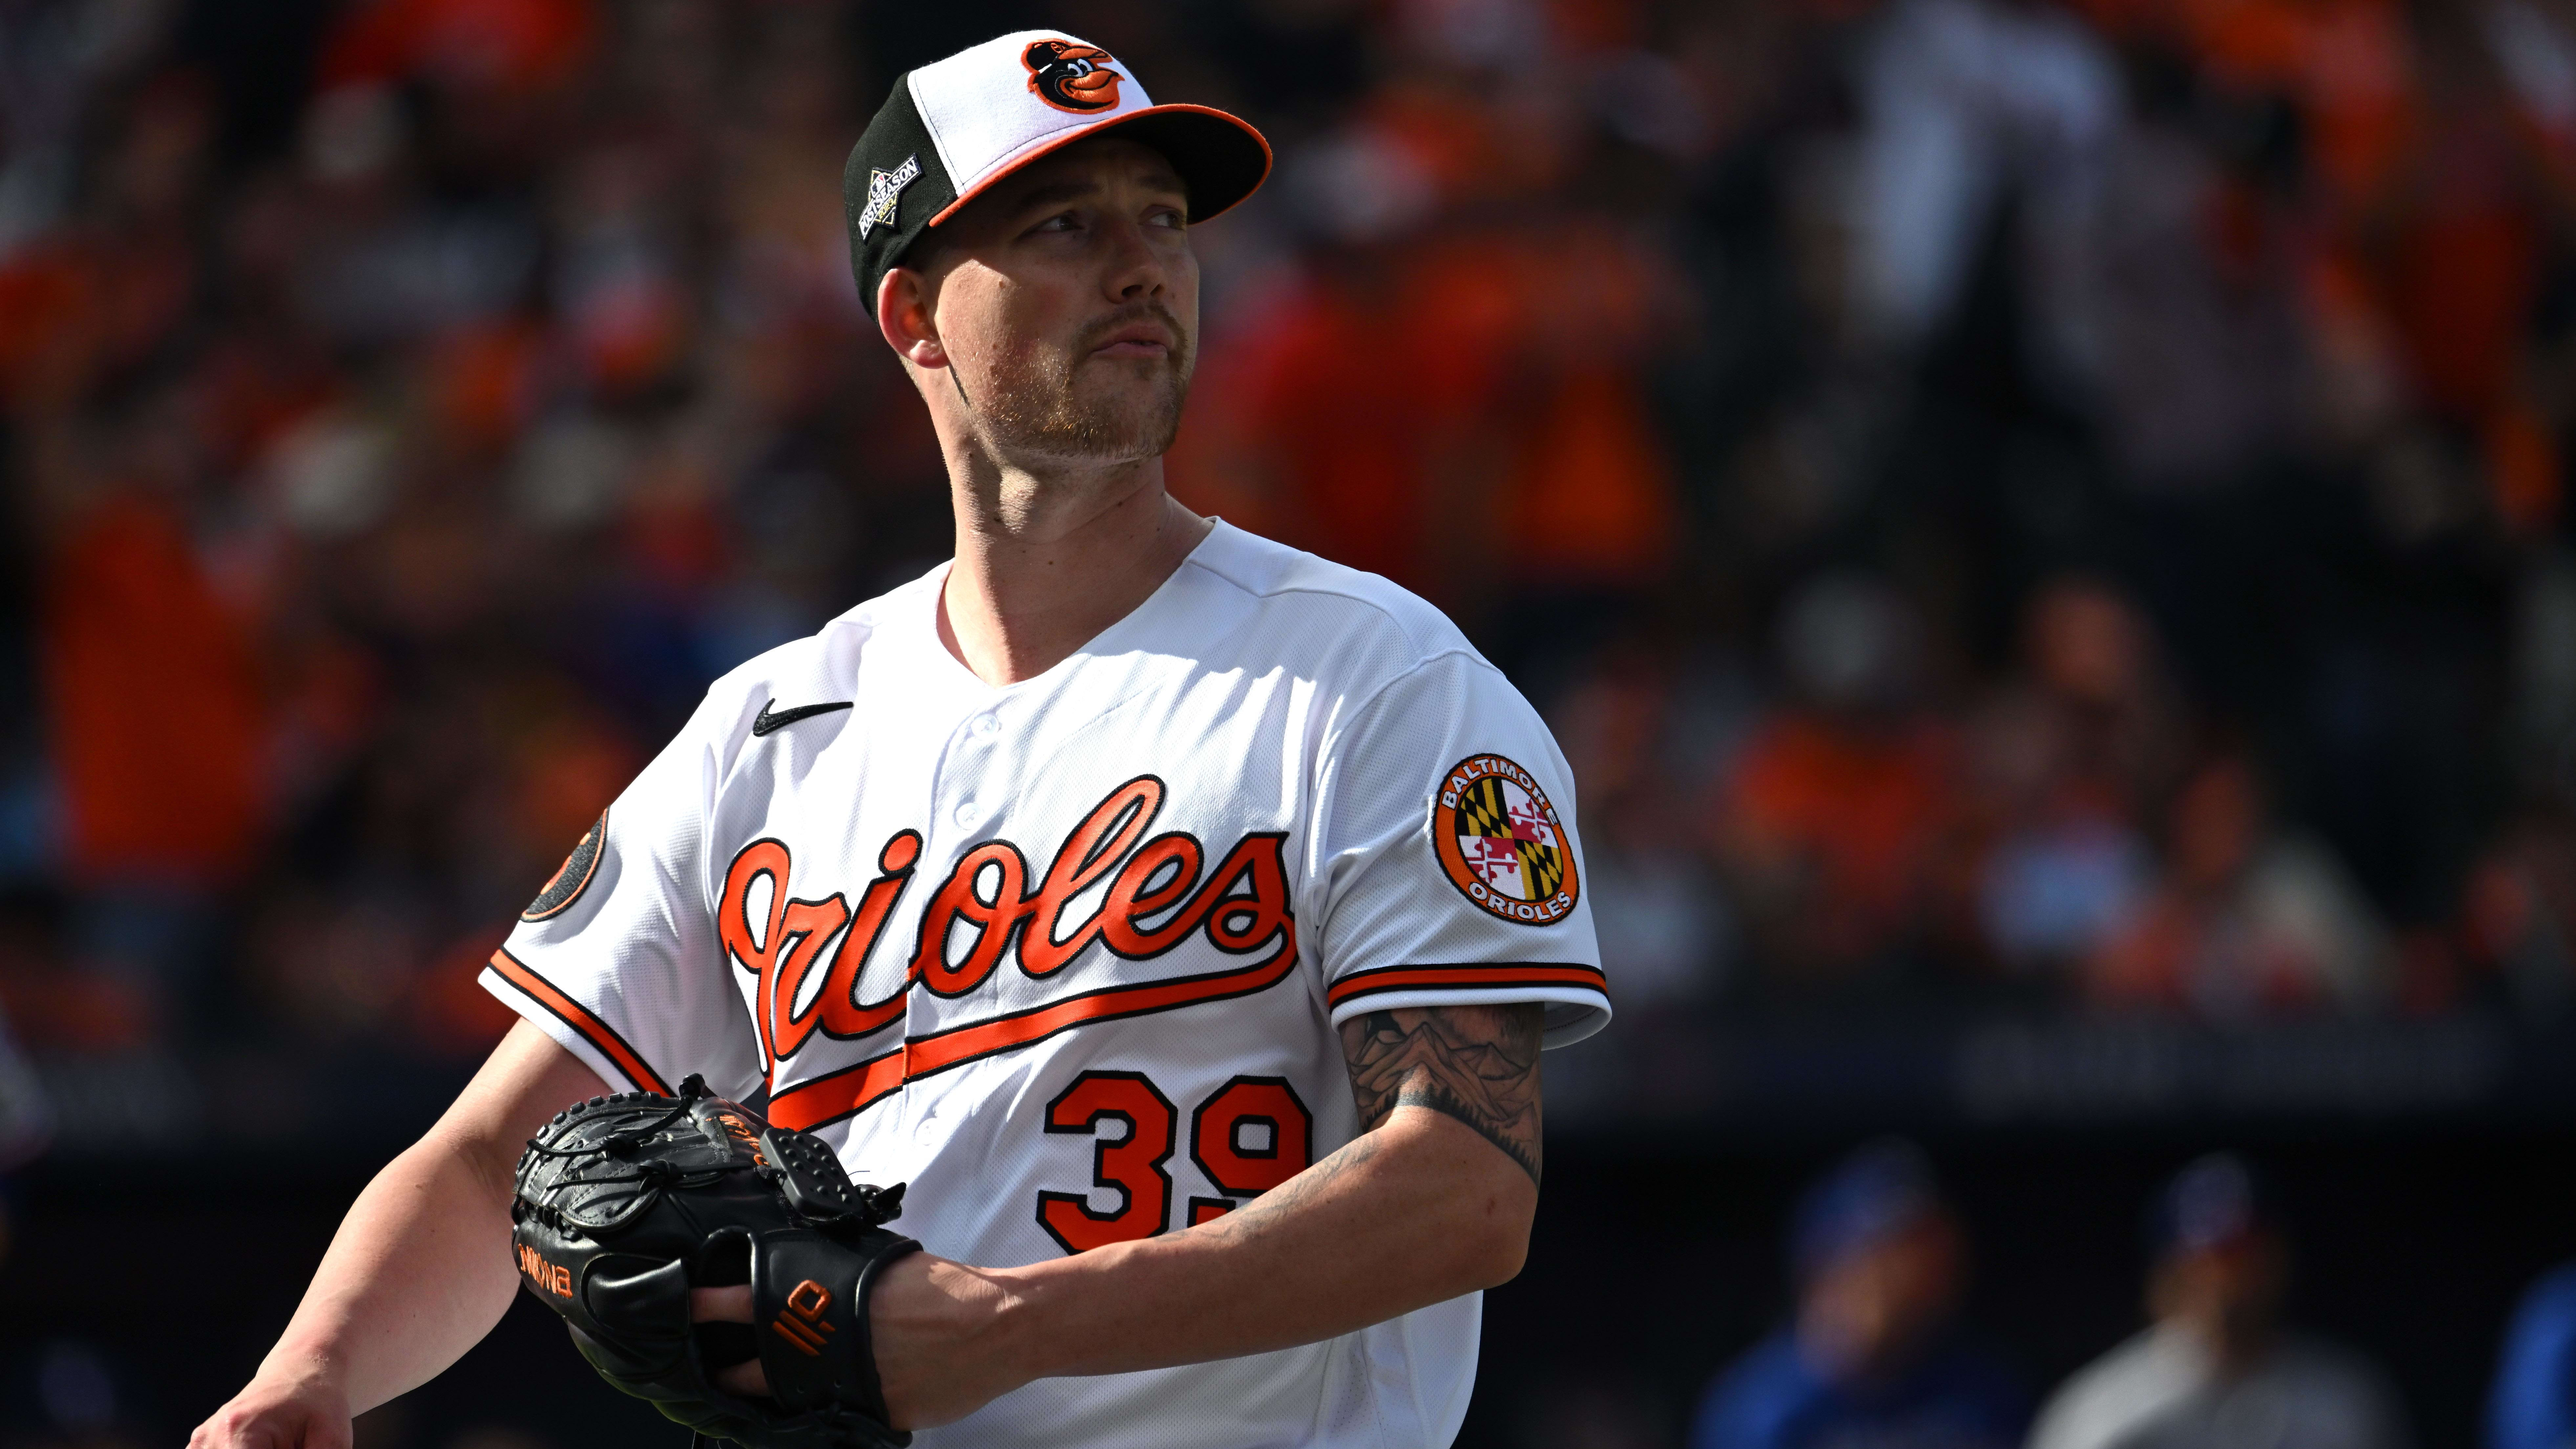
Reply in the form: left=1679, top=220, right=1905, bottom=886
left=719, top=776, right=1296, bottom=1068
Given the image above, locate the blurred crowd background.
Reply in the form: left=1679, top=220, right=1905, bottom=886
left=2, top=0, right=2575, bottom=1444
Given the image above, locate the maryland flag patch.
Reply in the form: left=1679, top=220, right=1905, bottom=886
left=1431, top=755, right=1579, bottom=925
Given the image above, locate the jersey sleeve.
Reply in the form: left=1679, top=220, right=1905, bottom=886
left=479, top=689, right=762, bottom=1099
left=1308, top=651, right=1610, bottom=1047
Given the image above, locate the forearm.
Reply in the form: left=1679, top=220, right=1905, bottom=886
left=253, top=1129, right=524, bottom=1412
left=750, top=1005, right=1545, bottom=1429
left=988, top=1104, right=1532, bottom=1377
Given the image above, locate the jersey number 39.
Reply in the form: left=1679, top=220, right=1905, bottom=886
left=1038, top=1070, right=1313, bottom=1254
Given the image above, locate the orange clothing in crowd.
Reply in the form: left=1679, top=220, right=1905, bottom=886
left=2179, top=0, right=2417, bottom=210
left=1185, top=228, right=1674, bottom=599
left=1506, top=362, right=1677, bottom=583
left=0, top=237, right=194, bottom=417
left=1497, top=219, right=1678, bottom=585
left=2382, top=99, right=2545, bottom=425
left=320, top=0, right=598, bottom=96
left=43, top=498, right=266, bottom=884
left=1723, top=713, right=1959, bottom=934
left=1189, top=252, right=1512, bottom=592
left=0, top=246, right=97, bottom=410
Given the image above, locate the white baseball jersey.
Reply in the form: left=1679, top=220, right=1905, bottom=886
left=483, top=520, right=1610, bottom=1449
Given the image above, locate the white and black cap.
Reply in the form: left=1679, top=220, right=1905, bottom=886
left=843, top=31, right=1272, bottom=307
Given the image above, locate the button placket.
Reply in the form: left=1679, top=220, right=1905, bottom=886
left=940, top=708, right=1004, bottom=837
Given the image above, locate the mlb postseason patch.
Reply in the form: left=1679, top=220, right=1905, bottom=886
left=856, top=154, right=920, bottom=239
left=1431, top=755, right=1579, bottom=925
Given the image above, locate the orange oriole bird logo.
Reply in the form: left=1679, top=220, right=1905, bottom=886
left=1023, top=39, right=1123, bottom=113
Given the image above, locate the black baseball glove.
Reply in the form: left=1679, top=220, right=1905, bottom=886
left=510, top=1074, right=919, bottom=1449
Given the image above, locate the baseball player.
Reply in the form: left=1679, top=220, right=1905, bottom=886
left=194, top=31, right=1608, bottom=1449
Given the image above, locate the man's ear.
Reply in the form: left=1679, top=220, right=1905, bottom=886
left=876, top=267, right=948, bottom=369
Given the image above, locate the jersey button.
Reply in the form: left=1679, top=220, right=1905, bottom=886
left=952, top=800, right=977, bottom=828
left=971, top=714, right=999, bottom=736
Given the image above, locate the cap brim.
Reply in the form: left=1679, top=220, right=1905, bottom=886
left=927, top=102, right=1272, bottom=229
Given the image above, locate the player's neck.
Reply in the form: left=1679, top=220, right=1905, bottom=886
left=938, top=455, right=1210, bottom=686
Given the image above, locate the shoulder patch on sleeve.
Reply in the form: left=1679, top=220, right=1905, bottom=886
left=522, top=810, right=608, bottom=921
left=1430, top=755, right=1579, bottom=925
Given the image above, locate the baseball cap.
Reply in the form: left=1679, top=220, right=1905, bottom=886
left=2147, top=1153, right=2268, bottom=1256
left=843, top=31, right=1272, bottom=308
left=1790, top=1139, right=1943, bottom=1281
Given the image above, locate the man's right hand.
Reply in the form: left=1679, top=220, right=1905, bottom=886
left=189, top=1367, right=350, bottom=1449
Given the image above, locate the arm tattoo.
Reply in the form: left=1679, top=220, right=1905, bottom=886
left=1206, top=1130, right=1381, bottom=1247
left=1338, top=1003, right=1543, bottom=1186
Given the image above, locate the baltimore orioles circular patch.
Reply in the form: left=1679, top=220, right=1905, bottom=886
left=523, top=810, right=607, bottom=921
left=1432, top=755, right=1579, bottom=926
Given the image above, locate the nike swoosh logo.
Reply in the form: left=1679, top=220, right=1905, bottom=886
left=752, top=699, right=854, bottom=736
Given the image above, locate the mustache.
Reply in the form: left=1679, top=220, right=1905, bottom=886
left=1077, top=302, right=1190, bottom=361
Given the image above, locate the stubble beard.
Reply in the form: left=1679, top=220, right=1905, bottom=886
left=966, top=304, right=1194, bottom=467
